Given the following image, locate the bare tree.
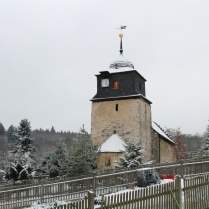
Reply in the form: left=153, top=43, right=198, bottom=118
left=174, top=128, right=187, bottom=162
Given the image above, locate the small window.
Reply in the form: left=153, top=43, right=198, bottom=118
left=139, top=83, right=142, bottom=91
left=115, top=104, right=118, bottom=111
left=113, top=80, right=118, bottom=89
left=105, top=158, right=111, bottom=166
left=114, top=130, right=116, bottom=134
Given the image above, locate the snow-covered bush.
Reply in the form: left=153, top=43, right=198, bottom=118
left=115, top=141, right=143, bottom=168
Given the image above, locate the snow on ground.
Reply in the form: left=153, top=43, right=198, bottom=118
left=160, top=179, right=174, bottom=184
left=0, top=170, right=5, bottom=173
left=25, top=200, right=67, bottom=209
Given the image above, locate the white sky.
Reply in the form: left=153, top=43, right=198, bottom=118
left=0, top=0, right=209, bottom=134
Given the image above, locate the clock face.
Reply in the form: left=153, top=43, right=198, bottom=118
left=101, top=79, right=109, bottom=87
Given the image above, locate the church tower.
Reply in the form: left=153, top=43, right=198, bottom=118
left=91, top=29, right=153, bottom=167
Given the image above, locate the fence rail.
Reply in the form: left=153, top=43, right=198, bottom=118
left=1, top=159, right=209, bottom=208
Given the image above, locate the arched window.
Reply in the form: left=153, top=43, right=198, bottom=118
left=113, top=80, right=118, bottom=89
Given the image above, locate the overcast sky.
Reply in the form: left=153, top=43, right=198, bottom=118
left=0, top=0, right=209, bottom=134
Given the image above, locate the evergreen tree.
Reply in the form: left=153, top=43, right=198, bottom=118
left=4, top=119, right=35, bottom=181
left=0, top=151, right=9, bottom=170
left=0, top=137, right=9, bottom=155
left=51, top=126, right=56, bottom=134
left=0, top=122, right=5, bottom=136
left=7, top=125, right=17, bottom=144
left=67, top=128, right=98, bottom=176
left=174, top=128, right=187, bottom=162
left=115, top=141, right=143, bottom=168
left=39, top=142, right=68, bottom=178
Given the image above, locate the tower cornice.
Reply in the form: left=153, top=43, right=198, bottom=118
left=90, top=94, right=152, bottom=104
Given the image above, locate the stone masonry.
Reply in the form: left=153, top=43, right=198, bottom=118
left=91, top=97, right=152, bottom=163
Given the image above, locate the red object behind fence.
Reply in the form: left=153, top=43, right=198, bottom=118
left=161, top=174, right=175, bottom=180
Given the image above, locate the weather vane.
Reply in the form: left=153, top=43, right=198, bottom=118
left=115, top=25, right=127, bottom=54
left=116, top=25, right=127, bottom=37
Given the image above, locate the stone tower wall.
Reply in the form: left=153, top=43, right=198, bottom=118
left=91, top=97, right=152, bottom=162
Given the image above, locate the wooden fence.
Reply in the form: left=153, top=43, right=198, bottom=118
left=98, top=174, right=209, bottom=209
left=183, top=174, right=209, bottom=209
left=54, top=174, right=209, bottom=209
left=99, top=178, right=181, bottom=209
left=1, top=160, right=209, bottom=208
left=1, top=158, right=209, bottom=191
left=0, top=171, right=134, bottom=209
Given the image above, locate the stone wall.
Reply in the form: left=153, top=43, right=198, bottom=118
left=151, top=129, right=175, bottom=163
left=97, top=152, right=123, bottom=168
left=91, top=97, right=152, bottom=163
left=160, top=138, right=175, bottom=163
left=151, top=129, right=160, bottom=162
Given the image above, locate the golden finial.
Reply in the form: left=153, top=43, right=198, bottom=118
left=119, top=33, right=123, bottom=38
left=115, top=25, right=126, bottom=54
left=116, top=25, right=126, bottom=37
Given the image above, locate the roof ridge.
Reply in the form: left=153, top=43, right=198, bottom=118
left=153, top=121, right=173, bottom=140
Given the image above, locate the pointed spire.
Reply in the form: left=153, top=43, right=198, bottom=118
left=119, top=33, right=123, bottom=54
left=109, top=26, right=134, bottom=69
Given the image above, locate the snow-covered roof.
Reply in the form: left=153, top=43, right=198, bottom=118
left=97, top=67, right=146, bottom=81
left=109, top=54, right=134, bottom=69
left=99, top=134, right=126, bottom=152
left=152, top=122, right=174, bottom=143
left=108, top=67, right=135, bottom=74
left=97, top=67, right=135, bottom=75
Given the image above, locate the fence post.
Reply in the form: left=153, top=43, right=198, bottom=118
left=88, top=190, right=94, bottom=209
left=177, top=175, right=182, bottom=209
left=169, top=176, right=182, bottom=209
left=93, top=175, right=96, bottom=194
left=40, top=179, right=44, bottom=204
left=180, top=161, right=184, bottom=177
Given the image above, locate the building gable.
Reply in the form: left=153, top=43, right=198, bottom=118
left=99, top=134, right=126, bottom=153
